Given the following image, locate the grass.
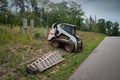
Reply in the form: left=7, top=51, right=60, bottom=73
left=0, top=25, right=105, bottom=80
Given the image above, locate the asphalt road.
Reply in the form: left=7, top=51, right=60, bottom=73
left=68, top=37, right=120, bottom=80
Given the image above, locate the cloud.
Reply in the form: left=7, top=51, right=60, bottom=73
left=50, top=0, right=62, bottom=3
left=77, top=0, right=120, bottom=23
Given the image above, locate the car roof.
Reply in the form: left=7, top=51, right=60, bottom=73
left=59, top=23, right=76, bottom=27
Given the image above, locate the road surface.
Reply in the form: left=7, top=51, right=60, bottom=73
left=69, top=37, right=120, bottom=80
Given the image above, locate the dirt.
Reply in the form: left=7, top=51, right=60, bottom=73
left=0, top=41, right=48, bottom=79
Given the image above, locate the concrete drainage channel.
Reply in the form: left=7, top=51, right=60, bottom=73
left=26, top=50, right=65, bottom=74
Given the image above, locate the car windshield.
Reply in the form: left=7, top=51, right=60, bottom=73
left=60, top=24, right=76, bottom=36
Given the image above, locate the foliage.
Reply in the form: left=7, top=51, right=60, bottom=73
left=0, top=0, right=8, bottom=13
left=106, top=20, right=113, bottom=36
left=0, top=0, right=119, bottom=36
left=88, top=16, right=97, bottom=32
left=111, top=22, right=119, bottom=36
left=0, top=0, right=84, bottom=29
left=97, top=19, right=106, bottom=34
left=83, top=16, right=120, bottom=36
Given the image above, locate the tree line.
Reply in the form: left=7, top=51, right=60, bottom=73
left=85, top=17, right=120, bottom=36
left=0, top=0, right=119, bottom=36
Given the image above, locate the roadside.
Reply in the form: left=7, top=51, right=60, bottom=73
left=69, top=37, right=120, bottom=80
left=0, top=26, right=105, bottom=80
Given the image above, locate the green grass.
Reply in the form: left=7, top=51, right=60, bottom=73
left=0, top=26, right=105, bottom=80
left=42, top=32, right=105, bottom=80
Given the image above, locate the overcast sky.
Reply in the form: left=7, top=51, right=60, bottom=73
left=50, top=0, right=120, bottom=24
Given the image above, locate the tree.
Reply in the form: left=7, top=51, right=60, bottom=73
left=111, top=22, right=119, bottom=36
left=0, top=0, right=8, bottom=24
left=0, top=0, right=84, bottom=29
left=42, top=0, right=50, bottom=26
left=68, top=1, right=84, bottom=29
left=88, top=16, right=97, bottom=32
left=0, top=0, right=8, bottom=13
left=30, top=0, right=39, bottom=15
left=55, top=1, right=68, bottom=23
left=47, top=1, right=84, bottom=28
left=97, top=19, right=106, bottom=34
left=106, top=20, right=112, bottom=36
left=11, top=0, right=29, bottom=14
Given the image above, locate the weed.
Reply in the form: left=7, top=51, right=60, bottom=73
left=0, top=26, right=105, bottom=80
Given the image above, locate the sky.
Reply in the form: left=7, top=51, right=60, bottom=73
left=50, top=0, right=120, bottom=24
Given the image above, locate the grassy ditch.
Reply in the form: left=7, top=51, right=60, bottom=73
left=0, top=26, right=105, bottom=80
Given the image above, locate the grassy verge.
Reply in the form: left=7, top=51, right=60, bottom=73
left=49, top=32, right=105, bottom=80
left=0, top=26, right=105, bottom=80
left=40, top=32, right=105, bottom=80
